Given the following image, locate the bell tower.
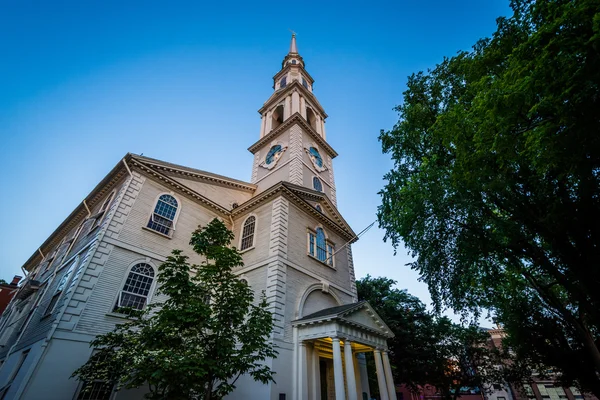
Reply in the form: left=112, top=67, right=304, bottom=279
left=249, top=34, right=338, bottom=205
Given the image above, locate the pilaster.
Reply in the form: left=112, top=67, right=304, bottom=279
left=288, top=125, right=303, bottom=186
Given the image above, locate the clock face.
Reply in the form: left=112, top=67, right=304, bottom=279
left=265, top=145, right=283, bottom=165
left=309, top=147, right=323, bottom=168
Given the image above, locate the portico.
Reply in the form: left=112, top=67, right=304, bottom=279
left=292, top=301, right=397, bottom=400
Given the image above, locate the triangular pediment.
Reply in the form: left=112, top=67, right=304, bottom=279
left=293, top=301, right=394, bottom=338
left=281, top=182, right=357, bottom=239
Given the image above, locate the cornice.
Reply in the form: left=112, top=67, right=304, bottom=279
left=130, top=159, right=231, bottom=217
left=282, top=183, right=356, bottom=238
left=231, top=182, right=355, bottom=242
left=272, top=64, right=315, bottom=85
left=133, top=156, right=256, bottom=193
left=258, top=80, right=328, bottom=119
left=248, top=113, right=338, bottom=158
left=22, top=155, right=132, bottom=272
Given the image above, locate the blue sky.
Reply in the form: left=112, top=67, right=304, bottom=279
left=0, top=0, right=510, bottom=319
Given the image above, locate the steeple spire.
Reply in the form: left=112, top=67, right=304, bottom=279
left=289, top=32, right=298, bottom=54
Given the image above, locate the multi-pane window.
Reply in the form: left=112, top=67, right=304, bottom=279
left=313, top=177, right=323, bottom=192
left=114, top=263, right=155, bottom=312
left=43, top=260, right=77, bottom=316
left=240, top=216, right=256, bottom=251
left=308, top=228, right=335, bottom=267
left=77, top=381, right=114, bottom=400
left=280, top=76, right=287, bottom=88
left=147, top=194, right=178, bottom=235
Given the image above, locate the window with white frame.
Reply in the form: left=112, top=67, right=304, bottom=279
left=147, top=194, right=178, bottom=236
left=43, top=259, right=77, bottom=317
left=312, top=177, right=323, bottom=192
left=308, top=227, right=335, bottom=267
left=94, top=191, right=116, bottom=229
left=240, top=216, right=256, bottom=251
left=114, top=263, right=155, bottom=312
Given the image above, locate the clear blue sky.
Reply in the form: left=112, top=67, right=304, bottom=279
left=0, top=0, right=510, bottom=318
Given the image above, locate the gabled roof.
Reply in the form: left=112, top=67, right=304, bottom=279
left=132, top=155, right=256, bottom=192
left=231, top=181, right=357, bottom=242
left=281, top=182, right=357, bottom=239
left=293, top=301, right=394, bottom=339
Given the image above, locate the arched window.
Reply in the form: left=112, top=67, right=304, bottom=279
left=147, top=194, right=178, bottom=235
left=280, top=76, right=287, bottom=88
left=240, top=216, right=256, bottom=251
left=114, top=263, right=155, bottom=312
left=313, top=177, right=323, bottom=192
left=316, top=228, right=327, bottom=261
left=308, top=227, right=335, bottom=267
left=315, top=204, right=322, bottom=213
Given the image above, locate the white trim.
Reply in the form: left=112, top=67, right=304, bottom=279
left=111, top=259, right=158, bottom=314
left=145, top=192, right=181, bottom=237
left=307, top=226, right=336, bottom=268
left=238, top=214, right=257, bottom=251
left=259, top=140, right=289, bottom=170
left=297, top=283, right=341, bottom=318
left=304, top=142, right=328, bottom=172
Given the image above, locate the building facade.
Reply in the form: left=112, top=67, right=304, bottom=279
left=0, top=36, right=397, bottom=400
left=0, top=277, right=21, bottom=317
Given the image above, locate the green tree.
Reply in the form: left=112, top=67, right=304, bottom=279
left=378, top=0, right=600, bottom=395
left=72, top=218, right=277, bottom=400
left=357, top=276, right=506, bottom=400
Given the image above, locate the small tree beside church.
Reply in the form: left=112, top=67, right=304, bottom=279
left=72, top=218, right=277, bottom=400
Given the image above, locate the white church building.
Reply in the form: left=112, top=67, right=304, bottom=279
left=0, top=35, right=397, bottom=400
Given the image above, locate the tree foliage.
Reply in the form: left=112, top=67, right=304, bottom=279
left=378, top=0, right=600, bottom=395
left=72, top=218, right=276, bottom=400
left=357, top=276, right=507, bottom=400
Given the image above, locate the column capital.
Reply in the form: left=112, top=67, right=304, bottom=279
left=331, top=337, right=341, bottom=343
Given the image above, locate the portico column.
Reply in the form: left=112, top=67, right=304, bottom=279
left=331, top=338, right=346, bottom=400
left=310, top=344, right=321, bottom=400
left=344, top=341, right=358, bottom=400
left=382, top=351, right=397, bottom=400
left=374, top=350, right=390, bottom=400
left=299, top=341, right=308, bottom=400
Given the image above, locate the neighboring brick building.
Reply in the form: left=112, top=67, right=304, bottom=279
left=0, top=276, right=21, bottom=316
left=484, top=328, right=597, bottom=400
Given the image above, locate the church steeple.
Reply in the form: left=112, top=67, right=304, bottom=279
left=249, top=34, right=338, bottom=205
left=289, top=32, right=298, bottom=53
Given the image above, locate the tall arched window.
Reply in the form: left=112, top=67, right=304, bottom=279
left=114, top=263, right=155, bottom=312
left=316, top=228, right=327, bottom=261
left=240, top=216, right=256, bottom=251
left=308, top=227, right=335, bottom=267
left=313, top=177, right=323, bottom=192
left=147, top=194, right=178, bottom=235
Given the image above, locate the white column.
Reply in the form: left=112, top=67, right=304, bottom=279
left=316, top=114, right=322, bottom=135
left=357, top=352, right=370, bottom=400
left=374, top=350, right=389, bottom=400
left=292, top=91, right=300, bottom=115
left=292, top=327, right=298, bottom=400
left=353, top=351, right=363, bottom=397
left=311, top=344, right=321, bottom=400
left=300, top=96, right=306, bottom=118
left=321, top=119, right=326, bottom=139
left=266, top=110, right=273, bottom=133
left=285, top=95, right=292, bottom=120
left=299, top=342, right=308, bottom=400
left=332, top=338, right=346, bottom=400
left=344, top=341, right=358, bottom=400
left=382, top=351, right=397, bottom=400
